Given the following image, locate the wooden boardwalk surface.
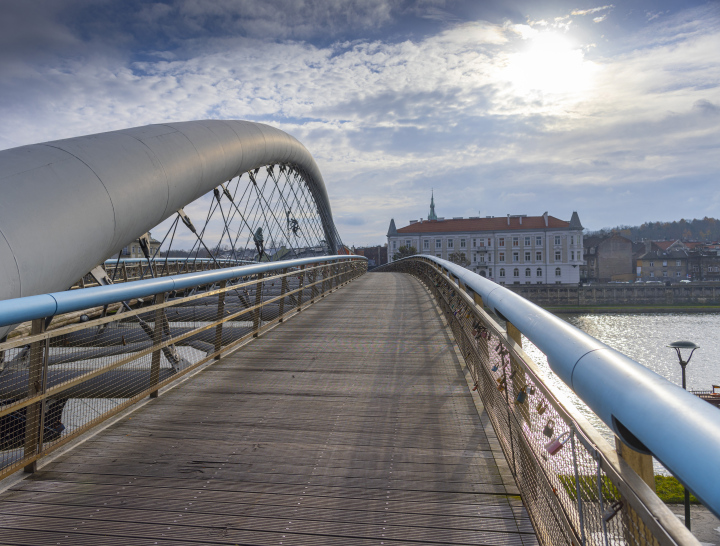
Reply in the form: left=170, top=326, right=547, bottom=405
left=0, top=273, right=537, bottom=545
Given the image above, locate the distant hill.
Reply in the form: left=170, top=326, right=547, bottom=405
left=587, top=217, right=720, bottom=242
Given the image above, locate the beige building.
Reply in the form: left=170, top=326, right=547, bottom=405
left=122, top=232, right=161, bottom=259
left=581, top=233, right=633, bottom=282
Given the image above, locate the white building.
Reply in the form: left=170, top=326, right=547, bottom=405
left=387, top=200, right=584, bottom=285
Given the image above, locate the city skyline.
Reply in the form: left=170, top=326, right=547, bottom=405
left=1, top=0, right=719, bottom=247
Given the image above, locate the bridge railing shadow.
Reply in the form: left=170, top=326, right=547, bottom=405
left=377, top=256, right=707, bottom=546
left=0, top=256, right=366, bottom=480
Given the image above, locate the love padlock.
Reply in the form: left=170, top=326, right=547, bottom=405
left=537, top=401, right=548, bottom=415
left=491, top=364, right=499, bottom=372
left=542, top=419, right=555, bottom=438
left=529, top=386, right=536, bottom=396
left=544, top=431, right=571, bottom=456
left=516, top=388, right=527, bottom=404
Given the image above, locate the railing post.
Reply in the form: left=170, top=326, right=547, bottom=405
left=214, top=280, right=227, bottom=360
left=150, top=292, right=166, bottom=398
left=297, top=265, right=305, bottom=312
left=122, top=263, right=129, bottom=282
left=253, top=272, right=264, bottom=336
left=279, top=268, right=288, bottom=322
left=615, top=437, right=656, bottom=490
left=321, top=262, right=328, bottom=297
left=310, top=267, right=318, bottom=303
left=23, top=318, right=46, bottom=473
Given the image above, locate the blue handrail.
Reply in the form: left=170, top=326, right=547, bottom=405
left=396, top=255, right=720, bottom=518
left=0, top=255, right=365, bottom=328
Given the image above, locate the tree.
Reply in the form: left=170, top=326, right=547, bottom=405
left=448, top=251, right=470, bottom=267
left=392, top=245, right=416, bottom=261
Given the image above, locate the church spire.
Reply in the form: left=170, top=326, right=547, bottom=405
left=428, top=190, right=437, bottom=220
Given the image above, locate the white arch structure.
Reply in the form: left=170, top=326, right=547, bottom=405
left=0, top=120, right=340, bottom=305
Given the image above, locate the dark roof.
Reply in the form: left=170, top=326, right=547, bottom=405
left=569, top=211, right=583, bottom=230
left=396, top=215, right=569, bottom=234
left=387, top=218, right=398, bottom=237
left=638, top=249, right=688, bottom=260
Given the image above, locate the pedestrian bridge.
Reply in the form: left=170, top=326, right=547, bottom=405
left=0, top=122, right=717, bottom=545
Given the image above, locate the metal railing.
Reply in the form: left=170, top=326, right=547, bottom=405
left=379, top=256, right=705, bottom=546
left=0, top=255, right=367, bottom=479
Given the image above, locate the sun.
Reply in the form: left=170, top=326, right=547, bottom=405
left=503, top=32, right=597, bottom=97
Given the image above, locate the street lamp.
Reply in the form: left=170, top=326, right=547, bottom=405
left=667, top=340, right=700, bottom=531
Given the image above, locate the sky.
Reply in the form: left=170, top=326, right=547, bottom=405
left=1, top=0, right=719, bottom=247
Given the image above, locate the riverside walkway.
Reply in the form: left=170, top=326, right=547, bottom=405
left=0, top=273, right=536, bottom=546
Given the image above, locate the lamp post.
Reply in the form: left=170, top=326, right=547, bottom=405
left=667, top=340, right=700, bottom=531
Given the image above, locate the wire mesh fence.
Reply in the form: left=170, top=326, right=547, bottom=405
left=0, top=258, right=366, bottom=479
left=387, top=258, right=692, bottom=546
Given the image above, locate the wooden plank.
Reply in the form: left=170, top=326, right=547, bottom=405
left=0, top=273, right=535, bottom=545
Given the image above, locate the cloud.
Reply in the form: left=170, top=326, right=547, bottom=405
left=1, top=2, right=719, bottom=244
left=571, top=5, right=614, bottom=17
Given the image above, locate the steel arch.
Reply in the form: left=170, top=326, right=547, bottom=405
left=0, top=120, right=340, bottom=304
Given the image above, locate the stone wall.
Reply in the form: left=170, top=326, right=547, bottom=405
left=506, top=283, right=720, bottom=306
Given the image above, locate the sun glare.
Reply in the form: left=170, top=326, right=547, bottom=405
left=504, top=32, right=597, bottom=97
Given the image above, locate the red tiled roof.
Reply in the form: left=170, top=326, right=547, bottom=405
left=396, top=216, right=569, bottom=233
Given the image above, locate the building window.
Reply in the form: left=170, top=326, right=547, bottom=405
left=555, top=251, right=561, bottom=261
left=498, top=237, right=505, bottom=247
left=536, top=251, right=542, bottom=261
left=554, top=235, right=561, bottom=245
left=423, top=240, right=429, bottom=250
left=392, top=241, right=397, bottom=250
left=447, top=239, right=454, bottom=249
left=525, top=268, right=531, bottom=277
left=676, top=260, right=681, bottom=266
left=436, top=254, right=441, bottom=258
left=513, top=252, right=519, bottom=262
left=650, top=272, right=655, bottom=277
left=513, top=268, right=519, bottom=277
left=512, top=237, right=519, bottom=247
left=499, top=252, right=505, bottom=262
left=460, top=238, right=466, bottom=248
left=525, top=251, right=531, bottom=261
left=525, top=236, right=531, bottom=246
left=662, top=260, right=667, bottom=266
left=676, top=272, right=681, bottom=277
left=536, top=236, right=542, bottom=246
left=536, top=268, right=542, bottom=277
left=555, top=267, right=562, bottom=277
left=663, top=271, right=668, bottom=277
left=479, top=255, right=485, bottom=263
left=487, top=238, right=492, bottom=246
left=436, top=239, right=441, bottom=249
left=405, top=240, right=411, bottom=248
left=649, top=261, right=654, bottom=267
left=499, top=268, right=505, bottom=277
left=478, top=239, right=485, bottom=247
left=571, top=251, right=575, bottom=260
left=571, top=235, right=575, bottom=245
left=472, top=239, right=476, bottom=248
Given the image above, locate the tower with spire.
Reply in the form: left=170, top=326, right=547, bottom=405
left=428, top=190, right=437, bottom=221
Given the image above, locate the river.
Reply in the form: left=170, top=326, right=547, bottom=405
left=521, top=312, right=720, bottom=475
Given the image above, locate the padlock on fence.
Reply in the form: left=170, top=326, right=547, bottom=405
left=543, top=419, right=555, bottom=438
left=544, top=431, right=571, bottom=456
left=537, top=401, right=548, bottom=415
left=491, top=363, right=499, bottom=372
left=603, top=500, right=623, bottom=522
left=516, top=387, right=527, bottom=404
left=529, top=385, right=536, bottom=396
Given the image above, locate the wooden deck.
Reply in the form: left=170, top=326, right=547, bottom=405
left=0, top=273, right=537, bottom=545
